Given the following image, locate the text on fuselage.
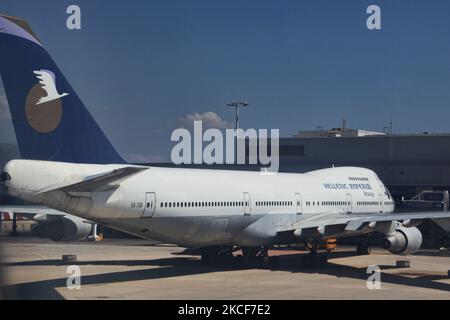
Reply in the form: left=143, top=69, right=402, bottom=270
left=323, top=183, right=372, bottom=190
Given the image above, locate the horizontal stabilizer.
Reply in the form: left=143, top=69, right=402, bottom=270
left=0, top=205, right=66, bottom=220
left=37, top=166, right=148, bottom=194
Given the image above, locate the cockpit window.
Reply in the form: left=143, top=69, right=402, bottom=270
left=384, top=186, right=392, bottom=200
left=0, top=171, right=11, bottom=183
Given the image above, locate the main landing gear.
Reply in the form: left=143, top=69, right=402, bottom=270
left=241, top=246, right=270, bottom=266
left=302, top=240, right=328, bottom=267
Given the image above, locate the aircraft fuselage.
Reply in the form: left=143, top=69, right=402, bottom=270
left=4, top=160, right=394, bottom=247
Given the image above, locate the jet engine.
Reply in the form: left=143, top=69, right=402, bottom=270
left=382, top=226, right=422, bottom=255
left=32, top=216, right=92, bottom=242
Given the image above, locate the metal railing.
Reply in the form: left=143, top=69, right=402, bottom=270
left=401, top=190, right=449, bottom=211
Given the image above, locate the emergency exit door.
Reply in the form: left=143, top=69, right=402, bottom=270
left=295, top=193, right=302, bottom=214
left=378, top=193, right=384, bottom=213
left=346, top=194, right=353, bottom=214
left=142, top=192, right=156, bottom=218
left=243, top=192, right=251, bottom=215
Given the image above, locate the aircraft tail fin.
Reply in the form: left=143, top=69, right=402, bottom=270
left=0, top=14, right=125, bottom=164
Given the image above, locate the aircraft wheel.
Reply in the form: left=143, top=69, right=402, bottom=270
left=305, top=241, right=318, bottom=256
left=356, top=242, right=371, bottom=255
left=440, top=236, right=450, bottom=248
left=242, top=246, right=270, bottom=267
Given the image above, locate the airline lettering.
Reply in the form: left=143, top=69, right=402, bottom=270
left=323, top=183, right=372, bottom=190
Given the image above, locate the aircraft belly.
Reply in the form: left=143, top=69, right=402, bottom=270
left=100, top=214, right=264, bottom=247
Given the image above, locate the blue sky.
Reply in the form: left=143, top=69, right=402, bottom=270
left=1, top=0, right=450, bottom=161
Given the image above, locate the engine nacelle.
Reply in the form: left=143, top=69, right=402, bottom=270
left=32, top=216, right=92, bottom=242
left=382, top=226, right=422, bottom=255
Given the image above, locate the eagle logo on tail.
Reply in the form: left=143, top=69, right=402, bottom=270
left=33, top=69, right=69, bottom=105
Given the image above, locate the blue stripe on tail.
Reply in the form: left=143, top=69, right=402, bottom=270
left=0, top=14, right=125, bottom=164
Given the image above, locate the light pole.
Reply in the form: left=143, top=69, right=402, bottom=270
left=227, top=101, right=249, bottom=163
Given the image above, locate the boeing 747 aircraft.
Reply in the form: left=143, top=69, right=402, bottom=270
left=1, top=13, right=450, bottom=264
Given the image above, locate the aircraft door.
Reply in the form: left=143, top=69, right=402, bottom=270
left=378, top=193, right=384, bottom=213
left=243, top=192, right=251, bottom=215
left=142, top=192, right=156, bottom=218
left=346, top=194, right=353, bottom=213
left=295, top=193, right=302, bottom=214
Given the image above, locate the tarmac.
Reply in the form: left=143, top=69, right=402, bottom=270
left=1, top=236, right=450, bottom=300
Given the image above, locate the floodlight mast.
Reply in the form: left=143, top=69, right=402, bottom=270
left=227, top=101, right=249, bottom=163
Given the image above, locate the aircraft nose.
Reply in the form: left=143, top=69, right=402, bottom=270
left=0, top=170, right=11, bottom=183
left=1, top=169, right=12, bottom=196
left=1, top=160, right=20, bottom=197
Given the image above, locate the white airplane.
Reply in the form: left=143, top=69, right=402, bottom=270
left=1, top=13, right=450, bottom=264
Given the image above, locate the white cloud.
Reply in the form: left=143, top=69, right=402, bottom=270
left=176, top=111, right=232, bottom=131
left=125, top=153, right=166, bottom=163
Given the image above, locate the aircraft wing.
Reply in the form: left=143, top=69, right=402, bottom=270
left=36, top=166, right=148, bottom=194
left=0, top=205, right=67, bottom=221
left=279, top=211, right=450, bottom=237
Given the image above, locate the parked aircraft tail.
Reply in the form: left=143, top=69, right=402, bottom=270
left=0, top=14, right=125, bottom=164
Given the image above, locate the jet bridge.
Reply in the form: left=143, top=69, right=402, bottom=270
left=401, top=190, right=449, bottom=211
